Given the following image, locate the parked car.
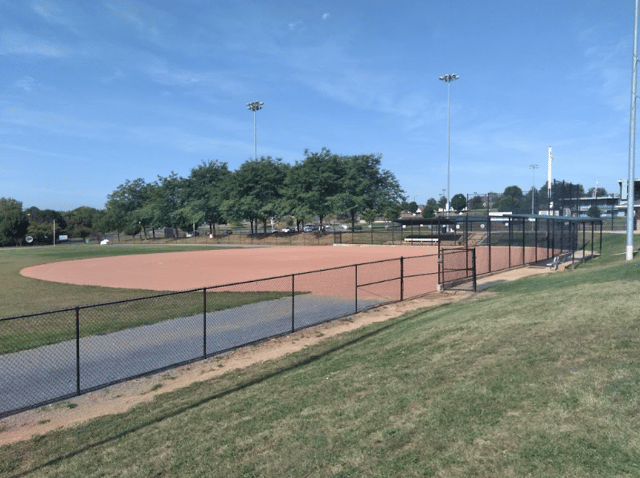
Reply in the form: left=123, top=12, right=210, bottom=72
left=303, top=225, right=316, bottom=232
left=100, top=239, right=110, bottom=245
left=281, top=227, right=293, bottom=233
left=185, top=231, right=200, bottom=237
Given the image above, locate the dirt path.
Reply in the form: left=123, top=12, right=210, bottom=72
left=0, top=265, right=552, bottom=446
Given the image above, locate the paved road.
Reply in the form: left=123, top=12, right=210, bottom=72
left=0, top=295, right=380, bottom=415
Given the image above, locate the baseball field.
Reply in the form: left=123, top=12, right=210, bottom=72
left=1, top=235, right=640, bottom=476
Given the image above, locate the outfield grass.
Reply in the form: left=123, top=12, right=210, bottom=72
left=0, top=244, right=298, bottom=354
left=0, top=289, right=297, bottom=356
left=1, top=234, right=639, bottom=476
left=0, top=244, right=220, bottom=318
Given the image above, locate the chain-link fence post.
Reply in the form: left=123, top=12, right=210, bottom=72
left=487, top=215, right=492, bottom=273
left=203, top=288, right=207, bottom=358
left=354, top=264, right=358, bottom=313
left=400, top=257, right=404, bottom=301
left=472, top=248, right=477, bottom=292
left=291, top=275, right=295, bottom=333
left=75, top=306, right=80, bottom=396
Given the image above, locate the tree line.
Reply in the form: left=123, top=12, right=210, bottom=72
left=0, top=151, right=607, bottom=247
left=415, top=181, right=607, bottom=219
left=101, top=149, right=405, bottom=239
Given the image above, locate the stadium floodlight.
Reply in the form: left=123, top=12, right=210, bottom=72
left=246, top=101, right=264, bottom=160
left=439, top=74, right=459, bottom=217
left=529, top=164, right=539, bottom=214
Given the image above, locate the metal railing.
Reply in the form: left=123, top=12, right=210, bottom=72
left=0, top=249, right=475, bottom=418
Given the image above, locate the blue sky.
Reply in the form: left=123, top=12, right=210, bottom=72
left=0, top=0, right=635, bottom=210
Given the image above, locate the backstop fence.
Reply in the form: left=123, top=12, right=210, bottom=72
left=1, top=248, right=478, bottom=418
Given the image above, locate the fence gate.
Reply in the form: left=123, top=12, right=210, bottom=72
left=438, top=248, right=477, bottom=292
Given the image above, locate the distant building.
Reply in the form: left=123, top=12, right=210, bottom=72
left=618, top=179, right=640, bottom=219
left=552, top=195, right=619, bottom=217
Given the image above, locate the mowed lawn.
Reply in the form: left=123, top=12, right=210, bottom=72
left=1, top=235, right=639, bottom=477
left=0, top=244, right=300, bottom=355
left=0, top=244, right=226, bottom=318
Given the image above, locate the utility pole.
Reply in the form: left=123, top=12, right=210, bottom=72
left=628, top=0, right=639, bottom=260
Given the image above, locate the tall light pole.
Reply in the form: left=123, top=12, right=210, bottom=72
left=439, top=74, right=459, bottom=217
left=246, top=101, right=264, bottom=160
left=529, top=164, right=539, bottom=214
left=628, top=0, right=639, bottom=261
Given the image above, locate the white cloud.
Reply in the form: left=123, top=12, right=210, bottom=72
left=105, top=0, right=161, bottom=40
left=141, top=58, right=246, bottom=93
left=0, top=143, right=90, bottom=163
left=146, top=63, right=203, bottom=86
left=14, top=76, right=37, bottom=92
left=583, top=37, right=630, bottom=112
left=288, top=20, right=304, bottom=32
left=322, top=13, right=330, bottom=20
left=0, top=30, right=68, bottom=57
left=286, top=41, right=434, bottom=124
left=103, top=69, right=126, bottom=83
left=31, top=1, right=73, bottom=28
left=1, top=106, right=117, bottom=141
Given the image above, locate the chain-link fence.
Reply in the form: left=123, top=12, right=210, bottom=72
left=0, top=249, right=475, bottom=418
left=341, top=214, right=602, bottom=275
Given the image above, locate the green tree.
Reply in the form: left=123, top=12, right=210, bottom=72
left=422, top=205, right=436, bottom=218
left=122, top=222, right=142, bottom=239
left=497, top=186, right=524, bottom=213
left=451, top=193, right=466, bottom=213
left=26, top=222, right=54, bottom=245
left=281, top=148, right=343, bottom=227
left=468, top=195, right=484, bottom=211
left=222, top=157, right=289, bottom=233
left=361, top=208, right=377, bottom=224
left=0, top=198, right=29, bottom=246
left=25, top=207, right=67, bottom=232
left=105, top=178, right=150, bottom=240
left=437, top=196, right=447, bottom=209
left=24, top=207, right=67, bottom=244
left=383, top=203, right=403, bottom=222
left=329, top=153, right=404, bottom=229
left=587, top=205, right=601, bottom=218
left=179, top=161, right=231, bottom=235
left=65, top=206, right=102, bottom=239
left=146, top=173, right=187, bottom=237
left=586, top=187, right=608, bottom=197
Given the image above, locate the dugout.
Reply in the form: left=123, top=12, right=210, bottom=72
left=394, top=214, right=602, bottom=274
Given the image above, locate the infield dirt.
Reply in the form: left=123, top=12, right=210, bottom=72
left=20, top=245, right=439, bottom=291
left=0, top=265, right=551, bottom=446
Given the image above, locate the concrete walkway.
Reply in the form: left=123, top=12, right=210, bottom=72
left=0, top=295, right=380, bottom=416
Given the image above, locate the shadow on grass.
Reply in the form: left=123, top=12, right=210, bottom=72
left=10, top=307, right=433, bottom=477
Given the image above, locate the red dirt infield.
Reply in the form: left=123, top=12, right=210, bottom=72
left=21, top=245, right=440, bottom=294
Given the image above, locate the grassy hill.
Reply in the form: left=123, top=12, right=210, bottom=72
left=2, top=235, right=640, bottom=477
